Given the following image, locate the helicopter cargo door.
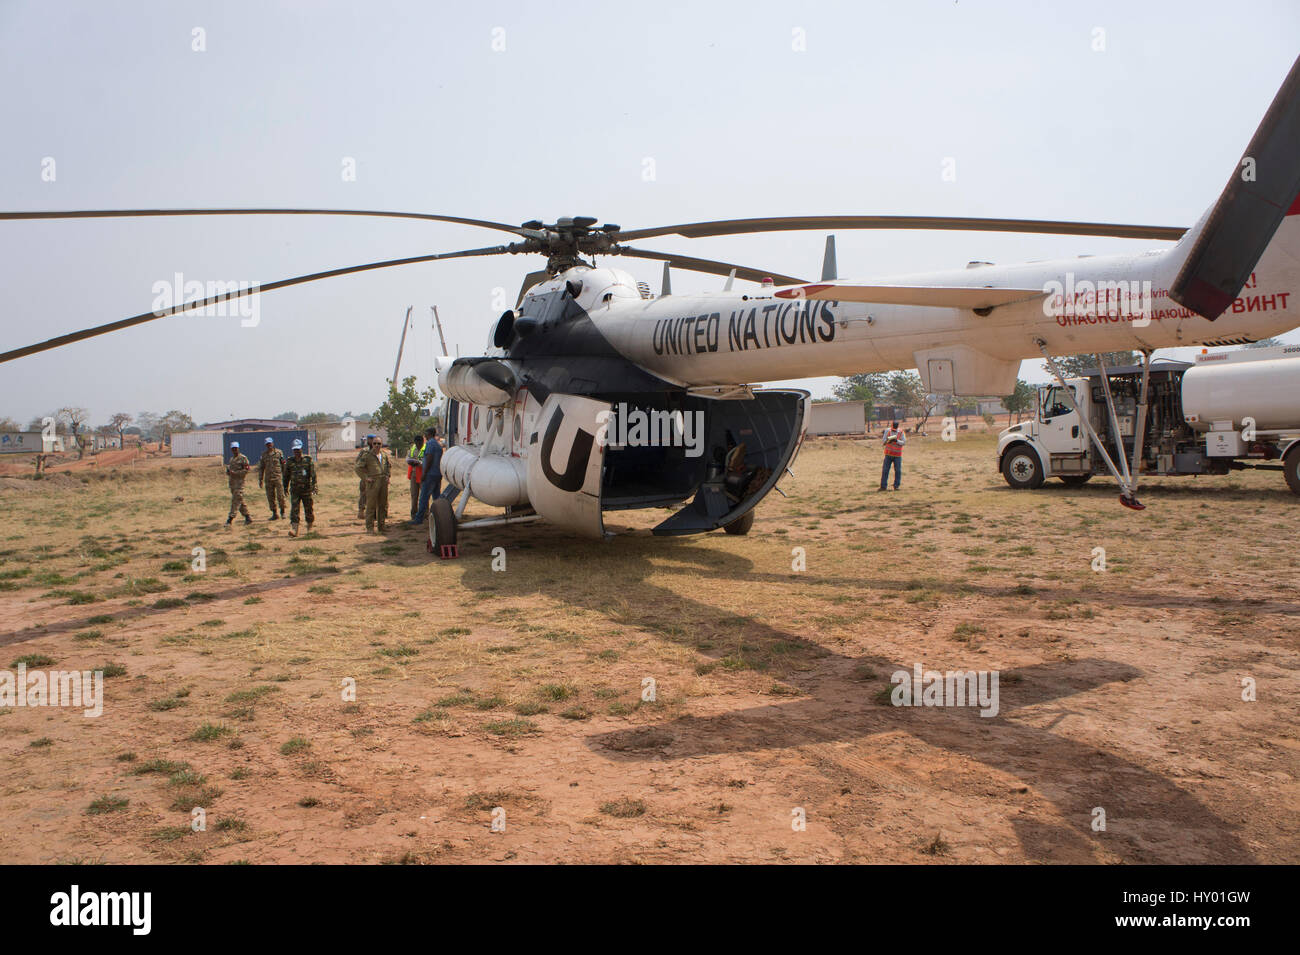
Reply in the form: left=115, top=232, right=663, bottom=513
left=526, top=394, right=611, bottom=539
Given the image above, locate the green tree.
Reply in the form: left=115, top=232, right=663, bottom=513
left=1004, top=379, right=1036, bottom=426
left=0, top=416, right=21, bottom=433
left=159, top=410, right=195, bottom=446
left=372, top=376, right=439, bottom=453
left=298, top=411, right=334, bottom=425
left=884, top=371, right=944, bottom=432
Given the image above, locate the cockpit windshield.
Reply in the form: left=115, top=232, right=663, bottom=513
left=1041, top=385, right=1075, bottom=420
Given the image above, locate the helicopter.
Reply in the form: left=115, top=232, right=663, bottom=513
left=2, top=57, right=1296, bottom=547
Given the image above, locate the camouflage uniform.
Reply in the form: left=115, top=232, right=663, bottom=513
left=282, top=451, right=318, bottom=535
left=354, top=447, right=368, bottom=519
left=258, top=445, right=286, bottom=517
left=225, top=451, right=252, bottom=521
left=355, top=445, right=392, bottom=532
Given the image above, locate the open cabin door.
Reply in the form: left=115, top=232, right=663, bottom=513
left=526, top=394, right=610, bottom=539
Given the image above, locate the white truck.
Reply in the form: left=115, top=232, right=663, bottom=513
left=998, top=345, right=1300, bottom=496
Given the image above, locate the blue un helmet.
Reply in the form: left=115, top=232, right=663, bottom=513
left=292, top=439, right=303, bottom=450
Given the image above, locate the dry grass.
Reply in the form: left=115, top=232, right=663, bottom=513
left=0, top=438, right=1297, bottom=864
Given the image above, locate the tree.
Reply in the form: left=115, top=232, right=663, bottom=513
left=0, top=417, right=21, bottom=433
left=372, top=376, right=439, bottom=452
left=1004, top=379, right=1036, bottom=426
left=298, top=411, right=334, bottom=425
left=108, top=412, right=132, bottom=446
left=1042, top=351, right=1138, bottom=379
left=58, top=406, right=90, bottom=458
left=274, top=411, right=300, bottom=422
left=884, top=371, right=943, bottom=432
left=136, top=411, right=163, bottom=443
left=27, top=415, right=63, bottom=433
left=832, top=372, right=887, bottom=422
left=1243, top=337, right=1284, bottom=349
left=159, top=410, right=195, bottom=446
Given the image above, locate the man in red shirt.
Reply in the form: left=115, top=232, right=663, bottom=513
left=879, top=420, right=906, bottom=491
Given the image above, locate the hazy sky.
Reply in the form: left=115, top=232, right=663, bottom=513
left=1, top=0, right=1297, bottom=427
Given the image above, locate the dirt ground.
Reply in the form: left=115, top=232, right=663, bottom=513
left=0, top=434, right=1296, bottom=864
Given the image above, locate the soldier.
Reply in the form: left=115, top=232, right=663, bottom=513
left=282, top=438, right=318, bottom=538
left=354, top=434, right=392, bottom=533
left=257, top=437, right=287, bottom=520
left=354, top=437, right=371, bottom=520
left=225, top=441, right=253, bottom=525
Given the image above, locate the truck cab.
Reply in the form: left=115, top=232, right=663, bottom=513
left=997, top=380, right=1094, bottom=488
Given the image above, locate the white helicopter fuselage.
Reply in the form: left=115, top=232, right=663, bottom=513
left=582, top=206, right=1299, bottom=396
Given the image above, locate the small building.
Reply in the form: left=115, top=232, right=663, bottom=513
left=977, top=399, right=1010, bottom=416
left=807, top=401, right=866, bottom=436
left=0, top=431, right=73, bottom=454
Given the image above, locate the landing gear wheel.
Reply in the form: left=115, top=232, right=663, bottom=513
left=1285, top=447, right=1300, bottom=496
left=1118, top=493, right=1146, bottom=511
left=723, top=510, right=755, bottom=535
left=1059, top=474, right=1092, bottom=487
left=429, top=497, right=457, bottom=554
left=1001, top=447, right=1045, bottom=489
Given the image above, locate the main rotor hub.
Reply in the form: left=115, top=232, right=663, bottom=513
left=508, top=215, right=622, bottom=267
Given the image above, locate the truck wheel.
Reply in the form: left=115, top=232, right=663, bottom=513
left=723, top=510, right=755, bottom=535
left=1284, top=446, right=1300, bottom=496
left=429, top=497, right=457, bottom=552
left=1001, top=445, right=1045, bottom=489
left=1059, top=474, right=1092, bottom=487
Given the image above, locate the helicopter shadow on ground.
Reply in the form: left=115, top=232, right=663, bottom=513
left=454, top=526, right=1254, bottom=863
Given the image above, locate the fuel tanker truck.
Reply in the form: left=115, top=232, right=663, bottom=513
left=998, top=344, right=1300, bottom=496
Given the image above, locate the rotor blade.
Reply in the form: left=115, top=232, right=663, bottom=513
left=616, top=215, right=1186, bottom=242
left=0, top=245, right=509, bottom=364
left=616, top=247, right=805, bottom=286
left=0, top=208, right=533, bottom=236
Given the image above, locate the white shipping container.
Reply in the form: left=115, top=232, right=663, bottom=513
left=807, top=401, right=866, bottom=436
left=170, top=430, right=225, bottom=457
left=316, top=424, right=389, bottom=452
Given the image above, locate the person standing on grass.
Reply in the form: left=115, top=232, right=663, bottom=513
left=225, top=441, right=253, bottom=524
left=406, top=432, right=426, bottom=522
left=411, top=427, right=444, bottom=527
left=879, top=420, right=906, bottom=491
left=258, top=437, right=286, bottom=520
left=282, top=439, right=318, bottom=538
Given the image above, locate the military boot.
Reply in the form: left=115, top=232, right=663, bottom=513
left=306, top=522, right=314, bottom=534
left=244, top=514, right=252, bottom=525
left=269, top=512, right=279, bottom=521
left=225, top=516, right=233, bottom=526
left=289, top=523, right=298, bottom=538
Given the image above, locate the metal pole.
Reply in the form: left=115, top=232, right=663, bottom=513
left=432, top=306, right=448, bottom=356
left=1128, top=349, right=1154, bottom=492
left=1035, top=340, right=1133, bottom=498
left=392, top=305, right=413, bottom=385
